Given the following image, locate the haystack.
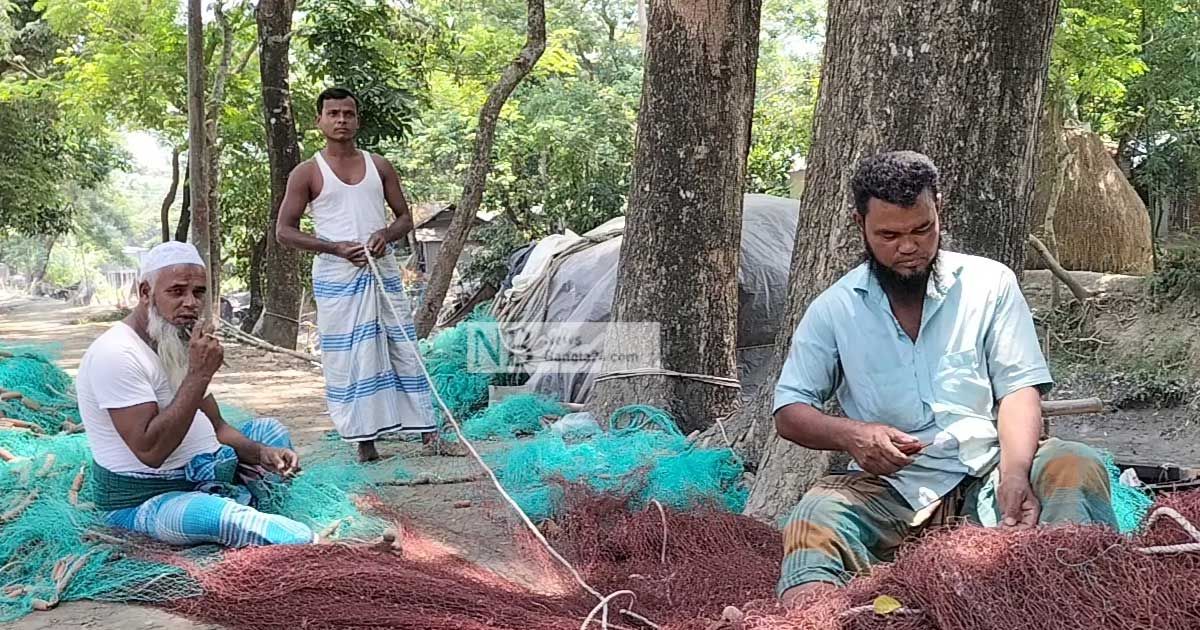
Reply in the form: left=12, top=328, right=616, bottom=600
left=1027, top=125, right=1154, bottom=274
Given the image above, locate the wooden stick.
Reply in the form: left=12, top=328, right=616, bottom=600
left=318, top=517, right=349, bottom=540
left=1, top=489, right=38, bottom=523
left=32, top=551, right=94, bottom=611
left=82, top=530, right=129, bottom=546
left=380, top=473, right=482, bottom=487
left=1, top=419, right=42, bottom=432
left=0, top=446, right=16, bottom=462
left=1042, top=397, right=1104, bottom=417
left=219, top=321, right=321, bottom=364
left=0, top=391, right=21, bottom=401
left=68, top=465, right=85, bottom=505
left=1028, top=234, right=1093, bottom=303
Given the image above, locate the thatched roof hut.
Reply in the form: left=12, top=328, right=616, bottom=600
left=1027, top=126, right=1154, bottom=275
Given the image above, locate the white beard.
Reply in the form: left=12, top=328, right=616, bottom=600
left=147, top=304, right=190, bottom=392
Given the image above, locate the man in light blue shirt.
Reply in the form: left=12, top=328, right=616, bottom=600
left=773, top=151, right=1117, bottom=606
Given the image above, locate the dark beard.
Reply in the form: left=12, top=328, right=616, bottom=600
left=865, top=241, right=938, bottom=299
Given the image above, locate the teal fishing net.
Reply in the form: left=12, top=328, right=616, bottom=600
left=0, top=342, right=386, bottom=621
left=1104, top=454, right=1155, bottom=535
left=0, top=344, right=79, bottom=433
left=490, top=405, right=748, bottom=522
left=462, top=393, right=567, bottom=440
left=419, top=305, right=501, bottom=421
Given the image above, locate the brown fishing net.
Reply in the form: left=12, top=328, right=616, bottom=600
left=162, top=488, right=1200, bottom=630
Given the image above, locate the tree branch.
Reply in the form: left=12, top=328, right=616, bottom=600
left=1028, top=234, right=1093, bottom=303
left=232, top=40, right=258, bottom=78
left=413, top=0, right=548, bottom=337
left=208, top=0, right=237, bottom=120
left=160, top=147, right=183, bottom=243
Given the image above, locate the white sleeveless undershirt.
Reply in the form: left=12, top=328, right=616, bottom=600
left=310, top=149, right=390, bottom=244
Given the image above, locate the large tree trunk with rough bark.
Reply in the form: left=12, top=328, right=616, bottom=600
left=412, top=0, right=547, bottom=338
left=741, top=0, right=1059, bottom=524
left=587, top=0, right=763, bottom=434
left=160, top=147, right=182, bottom=243
left=256, top=0, right=303, bottom=348
left=186, top=0, right=212, bottom=316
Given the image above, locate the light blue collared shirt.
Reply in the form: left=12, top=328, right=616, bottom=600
left=773, top=250, right=1053, bottom=509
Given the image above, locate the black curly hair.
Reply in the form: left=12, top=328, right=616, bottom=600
left=850, top=151, right=940, bottom=215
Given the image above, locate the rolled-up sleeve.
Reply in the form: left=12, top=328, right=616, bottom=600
left=772, top=298, right=840, bottom=414
left=983, top=269, right=1054, bottom=400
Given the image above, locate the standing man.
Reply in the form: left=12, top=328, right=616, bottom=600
left=277, top=87, right=437, bottom=462
left=772, top=151, right=1117, bottom=606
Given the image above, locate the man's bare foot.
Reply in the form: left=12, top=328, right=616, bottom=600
left=357, top=440, right=381, bottom=463
left=780, top=582, right=838, bottom=609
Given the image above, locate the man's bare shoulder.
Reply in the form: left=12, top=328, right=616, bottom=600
left=289, top=158, right=318, bottom=179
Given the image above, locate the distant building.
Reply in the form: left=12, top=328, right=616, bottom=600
left=407, top=202, right=492, bottom=275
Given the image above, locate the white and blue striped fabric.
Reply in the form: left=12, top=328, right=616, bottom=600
left=104, top=419, right=316, bottom=547
left=312, top=248, right=435, bottom=442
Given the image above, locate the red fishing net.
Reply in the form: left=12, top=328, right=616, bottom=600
left=543, top=488, right=781, bottom=629
left=162, top=489, right=1200, bottom=630
left=167, top=541, right=592, bottom=630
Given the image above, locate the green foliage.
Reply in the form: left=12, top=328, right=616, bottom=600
left=300, top=0, right=427, bottom=149
left=1050, top=0, right=1147, bottom=133
left=0, top=96, right=124, bottom=236
left=0, top=1, right=14, bottom=58
left=1149, top=244, right=1200, bottom=301
left=1050, top=0, right=1200, bottom=238
left=462, top=219, right=530, bottom=287
left=747, top=45, right=819, bottom=196
left=1106, top=340, right=1197, bottom=408
left=35, top=0, right=188, bottom=138
left=746, top=0, right=822, bottom=196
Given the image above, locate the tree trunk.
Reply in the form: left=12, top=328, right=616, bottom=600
left=175, top=180, right=191, bottom=243
left=256, top=0, right=303, bottom=349
left=587, top=0, right=763, bottom=434
left=412, top=0, right=547, bottom=338
left=186, top=0, right=213, bottom=316
left=243, top=234, right=267, bottom=334
left=202, top=1, right=239, bottom=321
left=29, top=234, right=56, bottom=291
left=742, top=0, right=1059, bottom=524
left=160, top=147, right=182, bottom=243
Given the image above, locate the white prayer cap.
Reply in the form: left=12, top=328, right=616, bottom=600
left=139, top=241, right=206, bottom=280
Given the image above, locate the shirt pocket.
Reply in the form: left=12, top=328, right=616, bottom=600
left=934, top=348, right=994, bottom=417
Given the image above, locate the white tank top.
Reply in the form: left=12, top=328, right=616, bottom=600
left=310, top=149, right=390, bottom=244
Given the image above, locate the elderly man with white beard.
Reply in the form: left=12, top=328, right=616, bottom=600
left=76, top=241, right=316, bottom=547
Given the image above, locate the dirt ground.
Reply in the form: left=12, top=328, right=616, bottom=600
left=1022, top=270, right=1200, bottom=468
left=2, top=270, right=1197, bottom=629
left=0, top=293, right=534, bottom=630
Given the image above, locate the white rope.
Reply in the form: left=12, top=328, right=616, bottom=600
left=580, top=590, right=637, bottom=630
left=364, top=251, right=657, bottom=630
left=650, top=499, right=668, bottom=564
left=1137, top=506, right=1200, bottom=555
left=594, top=367, right=741, bottom=389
